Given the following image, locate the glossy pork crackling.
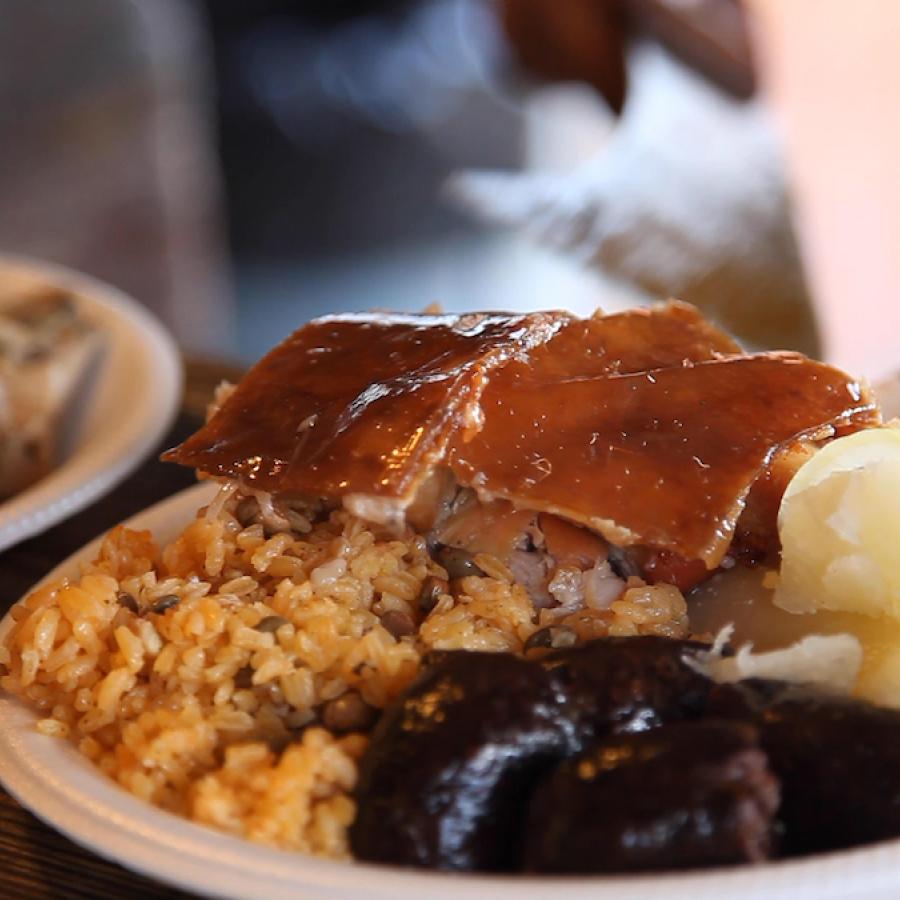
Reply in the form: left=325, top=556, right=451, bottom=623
left=167, top=302, right=894, bottom=869
left=6, top=301, right=900, bottom=873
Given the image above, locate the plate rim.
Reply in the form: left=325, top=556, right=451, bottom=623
left=2, top=483, right=900, bottom=899
left=0, top=252, right=183, bottom=552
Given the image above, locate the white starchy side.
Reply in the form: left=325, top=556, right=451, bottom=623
left=685, top=625, right=863, bottom=693
left=775, top=427, right=900, bottom=619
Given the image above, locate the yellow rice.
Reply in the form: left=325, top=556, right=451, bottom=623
left=0, top=484, right=689, bottom=858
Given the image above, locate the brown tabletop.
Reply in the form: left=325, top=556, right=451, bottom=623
left=0, top=358, right=243, bottom=900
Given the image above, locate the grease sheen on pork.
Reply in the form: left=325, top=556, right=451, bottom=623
left=165, top=303, right=878, bottom=565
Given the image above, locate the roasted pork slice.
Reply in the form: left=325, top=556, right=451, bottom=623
left=165, top=303, right=735, bottom=515
left=165, top=311, right=568, bottom=523
left=427, top=490, right=588, bottom=605
left=524, top=299, right=741, bottom=378
left=165, top=303, right=878, bottom=571
left=449, top=352, right=877, bottom=567
left=733, top=438, right=819, bottom=559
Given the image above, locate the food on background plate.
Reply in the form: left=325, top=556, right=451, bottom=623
left=3, top=301, right=899, bottom=871
left=0, top=288, right=101, bottom=497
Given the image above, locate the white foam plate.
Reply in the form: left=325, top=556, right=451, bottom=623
left=2, top=483, right=900, bottom=899
left=0, top=254, right=182, bottom=551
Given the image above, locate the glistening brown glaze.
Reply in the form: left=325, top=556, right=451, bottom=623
left=164, top=311, right=566, bottom=503
left=449, top=353, right=877, bottom=565
left=516, top=301, right=740, bottom=380
left=165, top=303, right=725, bottom=500
left=165, top=303, right=878, bottom=565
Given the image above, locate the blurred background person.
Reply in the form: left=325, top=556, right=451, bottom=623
left=454, top=0, right=817, bottom=355
left=205, top=0, right=818, bottom=358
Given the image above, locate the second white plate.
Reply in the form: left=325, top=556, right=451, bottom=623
left=0, top=254, right=182, bottom=551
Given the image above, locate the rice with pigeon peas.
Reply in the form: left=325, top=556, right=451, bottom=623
left=0, top=481, right=689, bottom=857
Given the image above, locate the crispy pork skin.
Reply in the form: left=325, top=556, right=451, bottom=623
left=165, top=302, right=878, bottom=567
left=449, top=353, right=877, bottom=567
left=165, top=311, right=567, bottom=521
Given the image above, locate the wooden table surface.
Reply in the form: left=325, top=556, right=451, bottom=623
left=0, top=359, right=243, bottom=899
